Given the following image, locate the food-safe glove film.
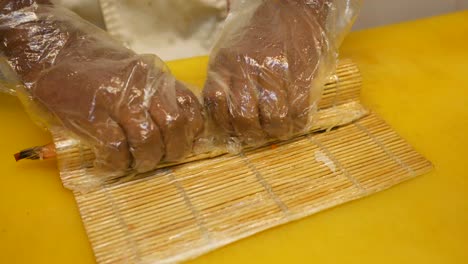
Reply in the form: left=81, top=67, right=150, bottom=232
left=0, top=0, right=361, bottom=176
left=204, top=0, right=361, bottom=146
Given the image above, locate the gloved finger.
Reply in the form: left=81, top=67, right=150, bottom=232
left=149, top=74, right=187, bottom=162
left=287, top=78, right=313, bottom=133
left=257, top=63, right=291, bottom=139
left=174, top=81, right=204, bottom=149
left=285, top=17, right=324, bottom=133
left=116, top=106, right=163, bottom=173
left=113, top=60, right=164, bottom=173
left=228, top=64, right=265, bottom=144
left=62, top=114, right=131, bottom=173
left=203, top=52, right=233, bottom=134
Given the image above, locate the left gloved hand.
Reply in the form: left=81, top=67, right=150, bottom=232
left=0, top=0, right=204, bottom=173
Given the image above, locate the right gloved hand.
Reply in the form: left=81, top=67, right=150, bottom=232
left=203, top=0, right=360, bottom=144
left=0, top=0, right=204, bottom=173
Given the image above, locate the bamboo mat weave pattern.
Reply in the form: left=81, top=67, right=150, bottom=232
left=51, top=59, right=432, bottom=263
left=73, top=114, right=432, bottom=263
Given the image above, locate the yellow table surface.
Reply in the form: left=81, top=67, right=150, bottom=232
left=1, top=11, right=467, bottom=264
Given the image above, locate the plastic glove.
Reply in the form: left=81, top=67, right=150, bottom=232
left=0, top=0, right=204, bottom=173
left=203, top=0, right=361, bottom=145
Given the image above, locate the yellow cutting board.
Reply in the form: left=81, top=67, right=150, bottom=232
left=0, top=11, right=467, bottom=264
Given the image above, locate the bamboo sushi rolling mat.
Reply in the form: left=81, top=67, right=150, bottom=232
left=51, top=59, right=432, bottom=263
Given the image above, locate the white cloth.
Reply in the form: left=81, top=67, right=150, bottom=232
left=57, top=0, right=229, bottom=60
left=54, top=0, right=106, bottom=28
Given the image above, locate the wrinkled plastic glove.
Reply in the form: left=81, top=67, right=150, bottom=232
left=203, top=0, right=360, bottom=145
left=0, top=0, right=204, bottom=173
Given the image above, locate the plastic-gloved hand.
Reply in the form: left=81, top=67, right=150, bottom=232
left=0, top=0, right=204, bottom=173
left=203, top=0, right=360, bottom=144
